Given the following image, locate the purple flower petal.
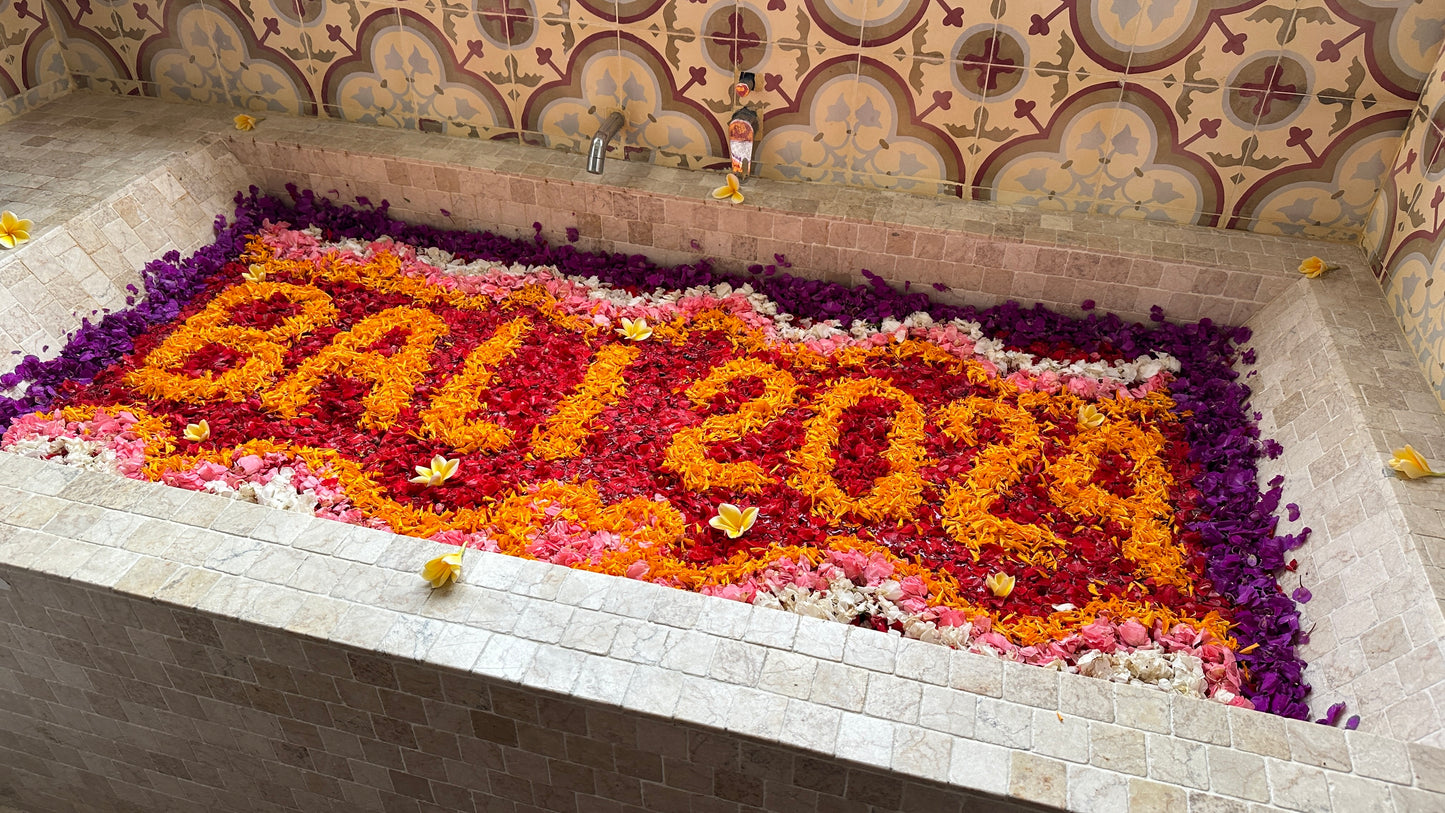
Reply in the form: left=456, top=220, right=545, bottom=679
left=1317, top=701, right=1346, bottom=726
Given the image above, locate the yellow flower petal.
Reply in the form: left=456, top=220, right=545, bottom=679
left=1078, top=404, right=1105, bottom=429
left=1389, top=444, right=1439, bottom=479
left=1298, top=256, right=1329, bottom=278
left=182, top=420, right=210, bottom=442
left=234, top=114, right=257, bottom=131
left=422, top=547, right=464, bottom=588
left=984, top=572, right=1015, bottom=598
left=617, top=317, right=653, bottom=341
left=711, top=174, right=744, bottom=204
left=739, top=506, right=758, bottom=532
left=0, top=211, right=31, bottom=249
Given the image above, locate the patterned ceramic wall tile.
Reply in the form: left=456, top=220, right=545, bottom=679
left=199, top=0, right=319, bottom=115
left=612, top=31, right=729, bottom=170
left=1, top=0, right=69, bottom=125
left=520, top=28, right=623, bottom=153
left=1374, top=86, right=1445, bottom=405
left=36, top=0, right=1445, bottom=242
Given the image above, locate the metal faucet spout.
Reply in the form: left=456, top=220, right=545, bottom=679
left=728, top=105, right=759, bottom=182
left=587, top=111, right=627, bottom=174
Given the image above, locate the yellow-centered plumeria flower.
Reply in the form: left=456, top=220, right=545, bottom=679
left=234, top=114, right=258, bottom=131
left=984, top=572, right=1016, bottom=598
left=711, top=173, right=744, bottom=204
left=241, top=264, right=267, bottom=283
left=616, top=317, right=653, bottom=341
left=708, top=503, right=758, bottom=539
left=410, top=455, right=460, bottom=486
left=1078, top=404, right=1106, bottom=429
left=1389, top=445, right=1444, bottom=479
left=0, top=211, right=33, bottom=249
left=1298, top=256, right=1333, bottom=278
left=182, top=420, right=210, bottom=442
left=422, top=545, right=465, bottom=588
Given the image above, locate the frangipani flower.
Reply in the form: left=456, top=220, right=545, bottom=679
left=1389, top=445, right=1443, bottom=479
left=182, top=420, right=210, bottom=442
left=711, top=173, right=744, bottom=204
left=234, top=114, right=257, bottom=131
left=410, top=455, right=460, bottom=486
left=0, top=211, right=32, bottom=249
left=1298, top=256, right=1332, bottom=278
left=241, top=264, right=267, bottom=283
left=708, top=503, right=758, bottom=538
left=422, top=545, right=464, bottom=588
left=1078, top=404, right=1106, bottom=429
left=984, top=572, right=1015, bottom=598
left=617, top=317, right=652, bottom=341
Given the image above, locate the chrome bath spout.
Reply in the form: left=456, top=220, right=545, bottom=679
left=586, top=111, right=627, bottom=174
left=728, top=105, right=759, bottom=182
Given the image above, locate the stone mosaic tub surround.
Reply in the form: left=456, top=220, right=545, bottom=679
left=0, top=93, right=1443, bottom=811
left=0, top=192, right=1293, bottom=712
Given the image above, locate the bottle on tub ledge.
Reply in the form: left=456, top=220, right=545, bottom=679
left=729, top=72, right=760, bottom=182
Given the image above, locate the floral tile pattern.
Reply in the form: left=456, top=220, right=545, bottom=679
left=1371, top=89, right=1445, bottom=406
left=33, top=0, right=1444, bottom=239
left=0, top=0, right=69, bottom=126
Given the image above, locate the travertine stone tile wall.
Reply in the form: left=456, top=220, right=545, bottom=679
left=1244, top=271, right=1445, bottom=743
left=0, top=454, right=1442, bottom=813
left=0, top=98, right=245, bottom=368
left=0, top=550, right=1049, bottom=813
left=223, top=109, right=1353, bottom=330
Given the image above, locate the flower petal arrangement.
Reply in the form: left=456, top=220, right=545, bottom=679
left=0, top=187, right=1313, bottom=718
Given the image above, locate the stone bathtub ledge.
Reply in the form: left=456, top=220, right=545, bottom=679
left=1, top=452, right=1442, bottom=812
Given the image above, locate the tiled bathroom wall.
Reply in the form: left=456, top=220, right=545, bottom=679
left=34, top=0, right=1443, bottom=242
left=1366, top=42, right=1445, bottom=410
left=0, top=0, right=70, bottom=125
